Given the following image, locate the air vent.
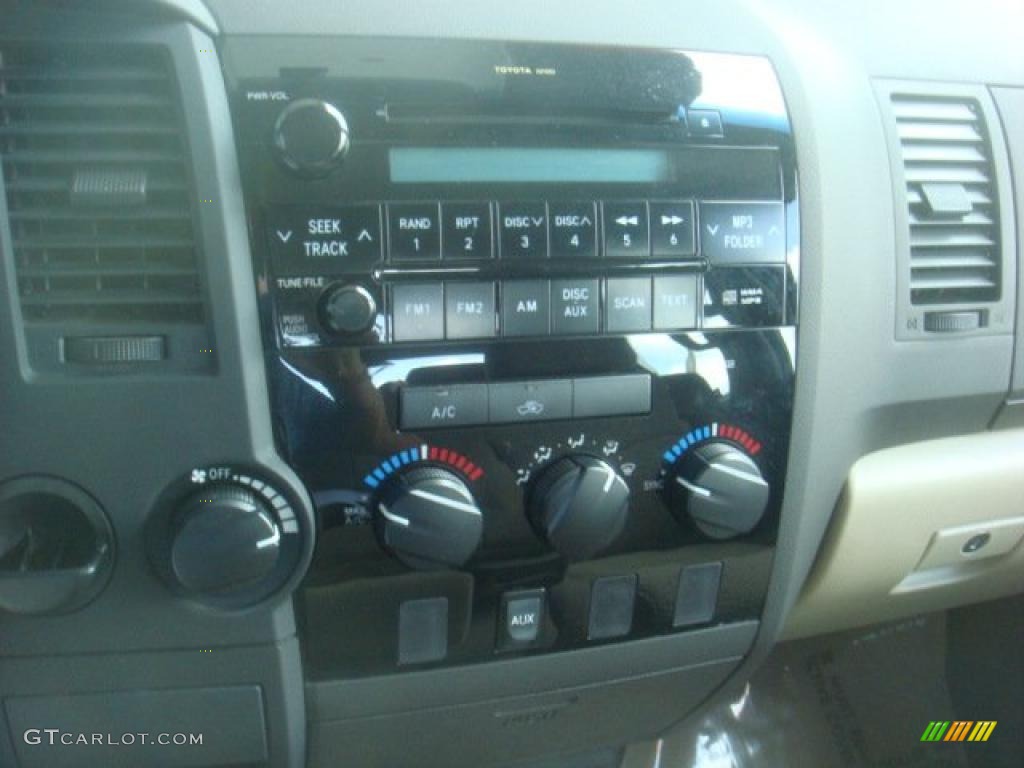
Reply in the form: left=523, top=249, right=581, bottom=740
left=0, top=43, right=204, bottom=325
left=892, top=95, right=1001, bottom=305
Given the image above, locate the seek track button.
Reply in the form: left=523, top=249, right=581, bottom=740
left=269, top=204, right=383, bottom=275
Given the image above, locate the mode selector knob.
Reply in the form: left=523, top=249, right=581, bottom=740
left=669, top=441, right=770, bottom=540
left=375, top=467, right=484, bottom=570
left=320, top=283, right=377, bottom=337
left=272, top=98, right=350, bottom=177
left=529, top=456, right=630, bottom=561
left=169, top=484, right=281, bottom=595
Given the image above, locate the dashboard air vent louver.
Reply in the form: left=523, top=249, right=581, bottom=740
left=892, top=94, right=1001, bottom=305
left=0, top=43, right=204, bottom=324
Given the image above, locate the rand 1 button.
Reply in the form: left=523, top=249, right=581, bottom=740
left=488, top=379, right=572, bottom=424
left=653, top=274, right=699, bottom=330
left=442, top=202, right=493, bottom=259
left=269, top=205, right=383, bottom=275
left=602, top=201, right=650, bottom=258
left=605, top=277, right=652, bottom=333
left=444, top=281, right=496, bottom=339
left=388, top=202, right=442, bottom=261
left=549, top=202, right=597, bottom=258
left=400, top=384, right=489, bottom=429
left=551, top=278, right=599, bottom=335
left=650, top=201, right=696, bottom=257
left=699, top=201, right=785, bottom=264
left=502, top=280, right=551, bottom=337
left=391, top=283, right=444, bottom=341
left=498, top=202, right=548, bottom=259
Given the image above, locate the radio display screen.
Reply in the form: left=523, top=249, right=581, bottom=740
left=389, top=147, right=676, bottom=184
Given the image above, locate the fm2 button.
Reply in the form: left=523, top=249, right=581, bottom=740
left=499, top=589, right=545, bottom=650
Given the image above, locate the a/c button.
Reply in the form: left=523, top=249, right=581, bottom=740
left=400, top=384, right=488, bottom=429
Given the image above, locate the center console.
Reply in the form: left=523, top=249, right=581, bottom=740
left=231, top=39, right=798, bottom=682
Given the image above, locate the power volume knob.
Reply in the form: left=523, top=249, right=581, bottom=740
left=669, top=441, right=770, bottom=539
left=375, top=467, right=484, bottom=570
left=528, top=456, right=630, bottom=561
left=272, top=98, right=350, bottom=177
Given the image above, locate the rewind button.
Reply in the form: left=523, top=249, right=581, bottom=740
left=602, top=201, right=650, bottom=258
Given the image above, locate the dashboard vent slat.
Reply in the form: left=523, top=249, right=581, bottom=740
left=0, top=43, right=204, bottom=325
left=892, top=94, right=1001, bottom=305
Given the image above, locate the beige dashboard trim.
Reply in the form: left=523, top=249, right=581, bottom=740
left=783, top=429, right=1024, bottom=640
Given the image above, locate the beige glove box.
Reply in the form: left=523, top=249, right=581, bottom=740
left=784, top=429, right=1024, bottom=640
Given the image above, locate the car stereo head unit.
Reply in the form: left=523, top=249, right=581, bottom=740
left=229, top=38, right=797, bottom=674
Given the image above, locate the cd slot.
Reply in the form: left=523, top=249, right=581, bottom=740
left=384, top=102, right=677, bottom=127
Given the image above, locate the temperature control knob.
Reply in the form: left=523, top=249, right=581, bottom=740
left=272, top=98, right=350, bottom=177
left=170, top=484, right=281, bottom=595
left=528, top=456, right=630, bottom=561
left=375, top=467, right=483, bottom=569
left=669, top=441, right=770, bottom=539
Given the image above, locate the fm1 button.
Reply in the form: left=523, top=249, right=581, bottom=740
left=442, top=202, right=493, bottom=259
left=602, top=201, right=650, bottom=258
left=392, top=283, right=444, bottom=341
left=650, top=201, right=695, bottom=257
left=551, top=278, right=599, bottom=335
left=389, top=203, right=441, bottom=261
left=499, top=589, right=545, bottom=649
left=549, top=202, right=597, bottom=258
